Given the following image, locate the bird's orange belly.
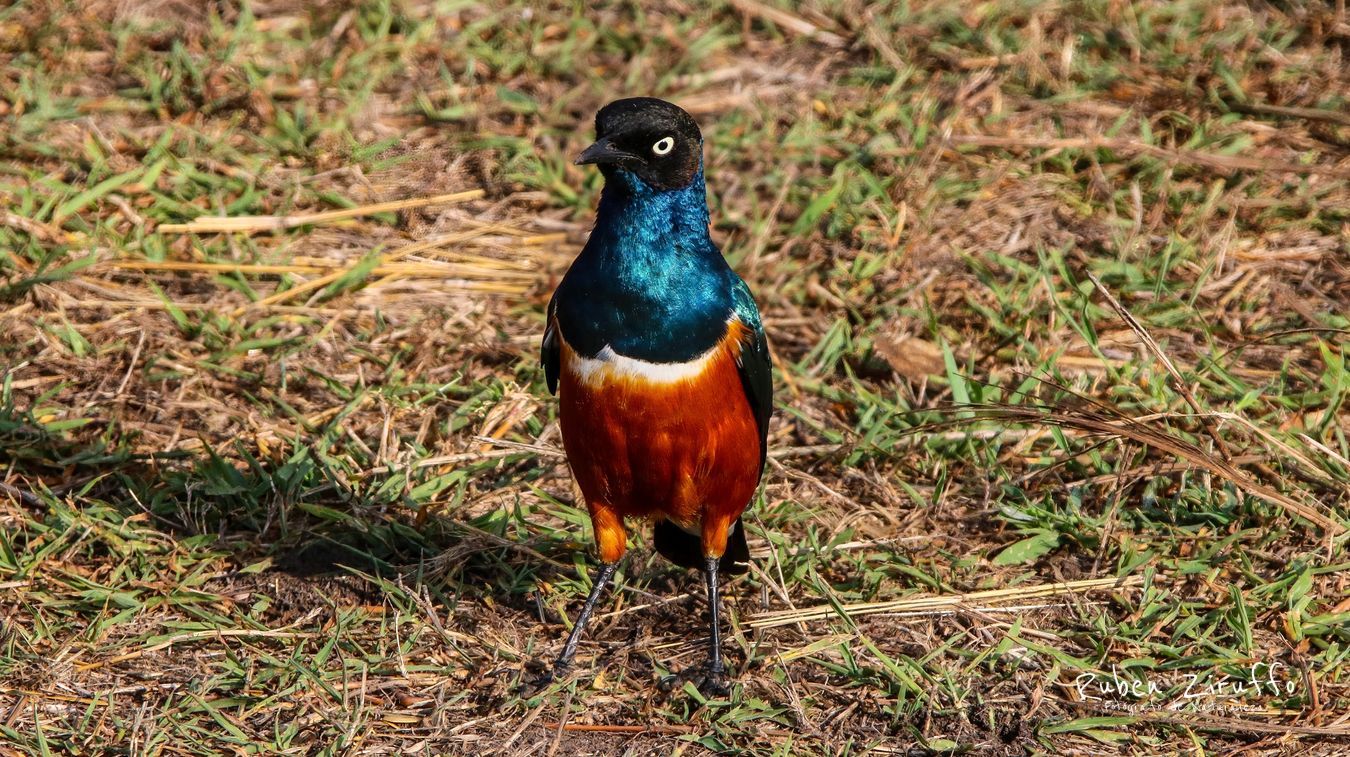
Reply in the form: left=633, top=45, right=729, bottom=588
left=558, top=330, right=762, bottom=535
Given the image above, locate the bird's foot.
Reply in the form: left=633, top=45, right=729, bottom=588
left=518, top=660, right=569, bottom=696
left=697, top=661, right=730, bottom=697
left=658, top=661, right=730, bottom=698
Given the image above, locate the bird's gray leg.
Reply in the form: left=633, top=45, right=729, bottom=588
left=551, top=561, right=618, bottom=676
left=701, top=555, right=729, bottom=695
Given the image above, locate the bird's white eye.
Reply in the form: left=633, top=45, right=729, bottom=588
left=652, top=136, right=675, bottom=156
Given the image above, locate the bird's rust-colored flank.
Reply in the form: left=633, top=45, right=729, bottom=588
left=557, top=319, right=762, bottom=565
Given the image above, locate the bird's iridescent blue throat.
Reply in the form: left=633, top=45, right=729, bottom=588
left=552, top=164, right=740, bottom=363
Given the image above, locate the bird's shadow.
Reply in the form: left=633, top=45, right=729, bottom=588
left=0, top=413, right=580, bottom=621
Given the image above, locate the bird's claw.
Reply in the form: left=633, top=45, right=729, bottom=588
left=697, top=671, right=729, bottom=697
left=698, top=662, right=730, bottom=697
left=518, top=661, right=567, bottom=696
left=658, top=662, right=731, bottom=698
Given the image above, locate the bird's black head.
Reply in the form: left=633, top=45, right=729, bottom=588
left=575, top=97, right=703, bottom=192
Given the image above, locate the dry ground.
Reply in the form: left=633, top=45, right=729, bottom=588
left=2, top=0, right=1349, bottom=754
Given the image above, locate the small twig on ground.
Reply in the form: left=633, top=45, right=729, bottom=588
left=538, top=722, right=692, bottom=735
left=1086, top=272, right=1236, bottom=464
left=1, top=213, right=63, bottom=244
left=727, top=0, right=847, bottom=46
left=1225, top=100, right=1350, bottom=127
left=76, top=626, right=325, bottom=672
left=950, top=135, right=1350, bottom=179
left=982, top=405, right=1346, bottom=535
left=116, top=327, right=147, bottom=397
left=156, top=189, right=485, bottom=234
left=544, top=689, right=575, bottom=757
left=0, top=480, right=45, bottom=508
left=748, top=576, right=1139, bottom=629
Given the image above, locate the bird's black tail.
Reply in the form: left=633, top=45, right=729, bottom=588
left=653, top=517, right=750, bottom=575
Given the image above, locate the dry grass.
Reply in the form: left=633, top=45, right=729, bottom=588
left=2, top=0, right=1349, bottom=754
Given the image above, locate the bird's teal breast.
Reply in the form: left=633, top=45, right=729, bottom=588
left=554, top=171, right=735, bottom=363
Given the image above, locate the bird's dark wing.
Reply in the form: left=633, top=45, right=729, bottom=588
left=542, top=292, right=560, bottom=395
left=730, top=276, right=773, bottom=472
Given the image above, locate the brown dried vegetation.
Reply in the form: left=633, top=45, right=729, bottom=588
left=1, top=0, right=1348, bottom=754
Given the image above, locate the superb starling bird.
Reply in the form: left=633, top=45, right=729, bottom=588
left=539, top=97, right=772, bottom=692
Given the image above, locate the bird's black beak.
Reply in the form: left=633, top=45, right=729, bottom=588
left=575, top=139, right=639, bottom=167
